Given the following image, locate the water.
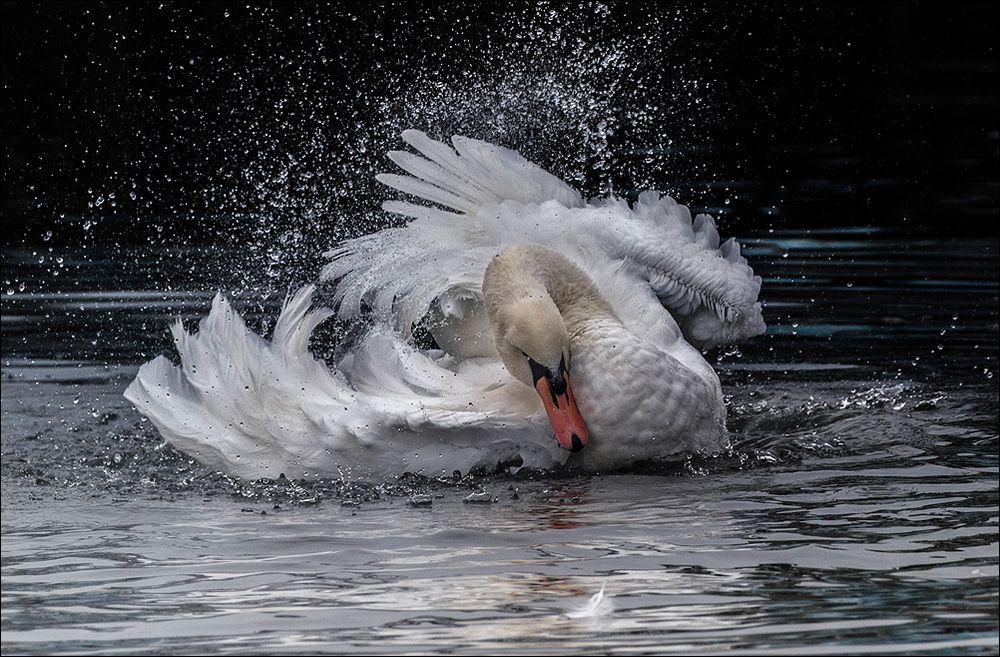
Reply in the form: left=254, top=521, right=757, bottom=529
left=2, top=231, right=997, bottom=654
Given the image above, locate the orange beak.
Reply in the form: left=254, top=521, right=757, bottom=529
left=534, top=368, right=589, bottom=452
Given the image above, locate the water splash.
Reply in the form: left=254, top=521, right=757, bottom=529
left=132, top=3, right=722, bottom=297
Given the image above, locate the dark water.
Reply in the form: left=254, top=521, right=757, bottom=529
left=2, top=230, right=997, bottom=654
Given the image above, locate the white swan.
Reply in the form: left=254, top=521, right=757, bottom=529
left=125, top=131, right=765, bottom=480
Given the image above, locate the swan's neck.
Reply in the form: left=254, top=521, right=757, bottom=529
left=483, top=245, right=617, bottom=337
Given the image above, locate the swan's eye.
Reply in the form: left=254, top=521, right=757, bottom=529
left=528, top=357, right=567, bottom=396
left=527, top=357, right=547, bottom=386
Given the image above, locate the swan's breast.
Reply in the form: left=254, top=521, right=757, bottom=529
left=569, top=320, right=727, bottom=467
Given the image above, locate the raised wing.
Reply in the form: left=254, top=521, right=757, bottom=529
left=323, top=131, right=765, bottom=349
left=322, top=131, right=585, bottom=332
left=377, top=129, right=583, bottom=218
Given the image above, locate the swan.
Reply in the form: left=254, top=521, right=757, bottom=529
left=125, top=131, right=765, bottom=480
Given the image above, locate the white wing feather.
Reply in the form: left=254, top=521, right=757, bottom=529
left=124, top=286, right=563, bottom=480
left=323, top=131, right=764, bottom=349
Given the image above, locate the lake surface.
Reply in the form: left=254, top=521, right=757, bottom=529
left=2, top=230, right=998, bottom=654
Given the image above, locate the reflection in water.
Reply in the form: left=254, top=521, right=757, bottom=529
left=526, top=480, right=594, bottom=531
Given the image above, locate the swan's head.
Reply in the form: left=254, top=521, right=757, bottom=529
left=492, top=296, right=589, bottom=452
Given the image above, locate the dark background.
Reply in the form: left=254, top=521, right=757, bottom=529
left=2, top=1, right=998, bottom=252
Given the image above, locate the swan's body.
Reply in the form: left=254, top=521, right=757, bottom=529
left=481, top=244, right=726, bottom=468
left=125, top=131, right=764, bottom=479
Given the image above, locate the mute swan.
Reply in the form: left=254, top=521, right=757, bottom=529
left=125, top=131, right=765, bottom=480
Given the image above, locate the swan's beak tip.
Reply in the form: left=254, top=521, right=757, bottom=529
left=558, top=431, right=587, bottom=452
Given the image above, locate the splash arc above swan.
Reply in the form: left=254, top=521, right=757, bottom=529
left=125, top=131, right=765, bottom=480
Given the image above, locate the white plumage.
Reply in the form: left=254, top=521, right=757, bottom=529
left=125, top=131, right=765, bottom=480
